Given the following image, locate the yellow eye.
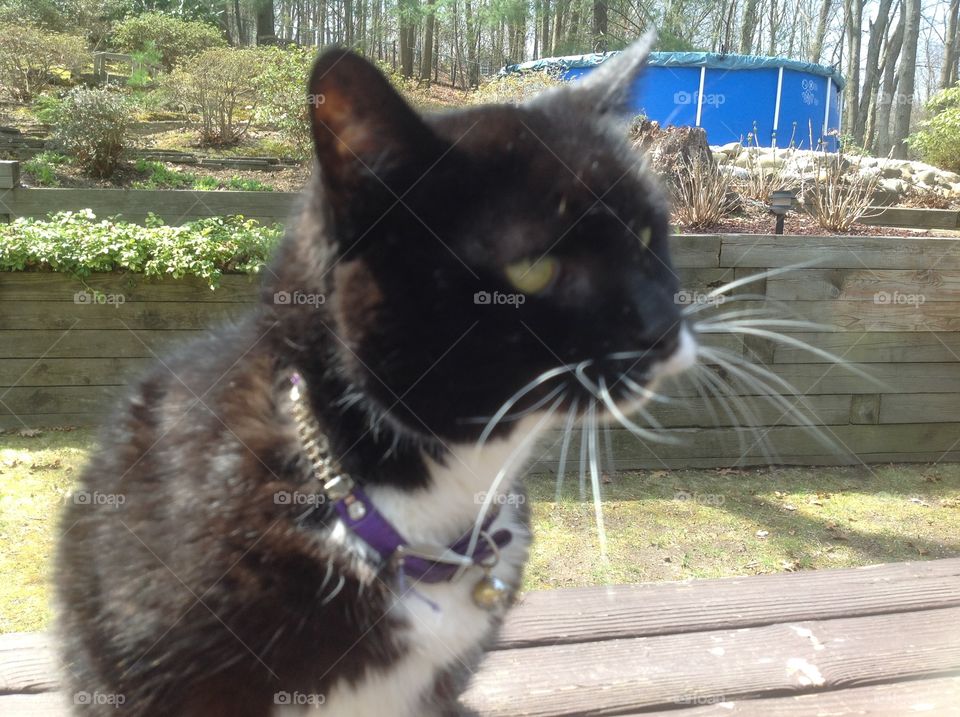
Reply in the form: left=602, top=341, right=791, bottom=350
left=505, top=257, right=558, bottom=295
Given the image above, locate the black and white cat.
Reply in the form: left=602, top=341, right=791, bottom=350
left=57, top=36, right=695, bottom=716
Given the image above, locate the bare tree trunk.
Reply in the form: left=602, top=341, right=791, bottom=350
left=740, top=0, right=760, bottom=54
left=891, top=0, right=920, bottom=158
left=808, top=0, right=832, bottom=62
left=420, top=0, right=436, bottom=81
left=399, top=0, right=417, bottom=76
left=592, top=0, right=608, bottom=51
left=853, top=0, right=892, bottom=144
left=541, top=0, right=552, bottom=56
left=552, top=0, right=570, bottom=53
left=842, top=0, right=862, bottom=137
left=767, top=0, right=777, bottom=55
left=564, top=0, right=581, bottom=51
left=465, top=0, right=479, bottom=86
left=942, top=0, right=960, bottom=89
left=874, top=3, right=904, bottom=154
left=256, top=0, right=277, bottom=44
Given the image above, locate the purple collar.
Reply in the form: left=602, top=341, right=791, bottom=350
left=287, top=371, right=513, bottom=585
left=334, top=485, right=512, bottom=583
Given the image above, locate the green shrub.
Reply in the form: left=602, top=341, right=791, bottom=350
left=0, top=23, right=87, bottom=102
left=166, top=47, right=263, bottom=146
left=255, top=46, right=314, bottom=159
left=22, top=151, right=69, bottom=187
left=0, top=210, right=282, bottom=287
left=53, top=87, right=132, bottom=178
left=907, top=87, right=960, bottom=173
left=112, top=12, right=225, bottom=70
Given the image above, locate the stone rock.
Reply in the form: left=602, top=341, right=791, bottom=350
left=881, top=165, right=903, bottom=179
left=917, top=169, right=939, bottom=185
left=716, top=141, right=743, bottom=158
left=879, top=178, right=904, bottom=194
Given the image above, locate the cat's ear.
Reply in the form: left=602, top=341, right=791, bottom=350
left=307, top=49, right=437, bottom=194
left=536, top=30, right=656, bottom=118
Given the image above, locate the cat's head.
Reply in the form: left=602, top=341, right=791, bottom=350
left=270, top=37, right=695, bottom=444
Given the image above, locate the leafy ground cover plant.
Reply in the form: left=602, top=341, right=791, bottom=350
left=0, top=210, right=282, bottom=287
left=22, top=151, right=70, bottom=187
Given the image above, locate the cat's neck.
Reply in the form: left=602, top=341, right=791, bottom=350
left=270, top=320, right=538, bottom=544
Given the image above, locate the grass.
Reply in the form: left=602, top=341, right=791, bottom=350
left=132, top=159, right=275, bottom=191
left=2, top=427, right=959, bottom=633
left=0, top=428, right=97, bottom=633
left=524, top=465, right=960, bottom=589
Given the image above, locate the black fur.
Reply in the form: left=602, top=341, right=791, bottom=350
left=57, top=41, right=682, bottom=716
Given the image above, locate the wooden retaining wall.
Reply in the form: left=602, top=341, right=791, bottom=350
left=0, top=176, right=956, bottom=231
left=3, top=234, right=960, bottom=469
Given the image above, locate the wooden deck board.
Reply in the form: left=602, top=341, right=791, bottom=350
left=1, top=559, right=958, bottom=715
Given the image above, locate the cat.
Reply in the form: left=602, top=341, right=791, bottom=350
left=56, top=35, right=696, bottom=716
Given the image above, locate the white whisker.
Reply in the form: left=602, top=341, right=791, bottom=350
left=700, top=347, right=844, bottom=455
left=461, top=382, right=567, bottom=425
left=700, top=325, right=882, bottom=387
left=703, top=260, right=822, bottom=300
left=598, top=375, right=681, bottom=445
left=476, top=364, right=572, bottom=448
left=587, top=400, right=609, bottom=561
left=554, top=395, right=580, bottom=502
left=462, top=392, right=567, bottom=575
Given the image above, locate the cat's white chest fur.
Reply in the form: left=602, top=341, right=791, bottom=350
left=273, top=416, right=540, bottom=716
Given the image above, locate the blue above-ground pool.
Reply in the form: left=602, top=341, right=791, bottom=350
left=504, top=52, right=845, bottom=150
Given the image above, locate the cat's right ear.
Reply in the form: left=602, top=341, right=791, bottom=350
left=307, top=50, right=438, bottom=197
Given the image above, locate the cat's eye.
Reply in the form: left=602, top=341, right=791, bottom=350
left=505, top=257, right=558, bottom=294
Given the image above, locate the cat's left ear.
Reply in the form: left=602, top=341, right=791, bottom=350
left=534, top=30, right=656, bottom=118
left=307, top=49, right=438, bottom=194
